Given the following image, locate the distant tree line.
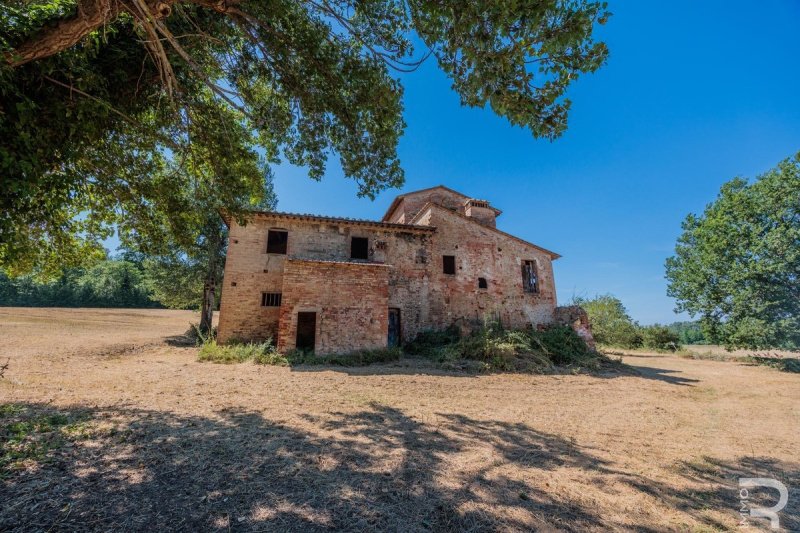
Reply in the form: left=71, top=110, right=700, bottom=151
left=666, top=321, right=707, bottom=346
left=0, top=252, right=227, bottom=310
left=0, top=259, right=159, bottom=308
left=573, top=295, right=707, bottom=351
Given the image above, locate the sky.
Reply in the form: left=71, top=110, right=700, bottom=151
left=260, top=0, right=800, bottom=325
left=95, top=2, right=800, bottom=324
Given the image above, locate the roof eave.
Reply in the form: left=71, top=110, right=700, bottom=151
left=232, top=209, right=436, bottom=233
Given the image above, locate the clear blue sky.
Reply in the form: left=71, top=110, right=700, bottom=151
left=97, top=2, right=798, bottom=323
left=265, top=0, right=800, bottom=325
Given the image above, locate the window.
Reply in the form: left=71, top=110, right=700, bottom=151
left=478, top=277, right=488, bottom=289
left=443, top=255, right=456, bottom=275
left=267, top=230, right=288, bottom=254
left=522, top=260, right=538, bottom=293
left=261, top=292, right=282, bottom=307
left=351, top=237, right=369, bottom=260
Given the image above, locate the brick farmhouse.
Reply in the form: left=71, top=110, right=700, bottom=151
left=218, top=185, right=575, bottom=354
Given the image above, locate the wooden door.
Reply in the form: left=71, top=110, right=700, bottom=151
left=388, top=308, right=401, bottom=347
left=296, top=312, right=316, bottom=352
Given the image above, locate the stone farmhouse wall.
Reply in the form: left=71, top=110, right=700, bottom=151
left=217, top=214, right=434, bottom=346
left=217, top=186, right=560, bottom=354
left=420, top=204, right=557, bottom=331
left=278, top=259, right=389, bottom=355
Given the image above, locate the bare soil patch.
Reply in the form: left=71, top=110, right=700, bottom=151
left=1, top=308, right=797, bottom=531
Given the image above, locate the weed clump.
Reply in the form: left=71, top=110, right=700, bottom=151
left=746, top=355, right=800, bottom=373
left=406, top=323, right=610, bottom=373
left=1, top=404, right=91, bottom=477
left=198, top=339, right=401, bottom=367
left=287, top=347, right=402, bottom=366
left=197, top=323, right=612, bottom=373
left=198, top=339, right=283, bottom=364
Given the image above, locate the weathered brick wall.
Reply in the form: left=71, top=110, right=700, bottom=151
left=420, top=204, right=557, bottom=332
left=278, top=259, right=389, bottom=354
left=218, top=196, right=559, bottom=350
left=555, top=305, right=596, bottom=350
left=217, top=220, right=288, bottom=343
left=464, top=204, right=497, bottom=228
left=217, top=214, right=433, bottom=345
left=388, top=188, right=469, bottom=223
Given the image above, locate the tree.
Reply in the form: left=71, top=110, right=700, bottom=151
left=0, top=259, right=158, bottom=307
left=666, top=153, right=800, bottom=350
left=639, top=325, right=680, bottom=352
left=573, top=294, right=642, bottom=348
left=666, top=321, right=706, bottom=345
left=1, top=0, right=610, bottom=278
left=131, top=175, right=276, bottom=332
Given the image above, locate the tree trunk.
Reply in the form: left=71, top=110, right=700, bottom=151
left=6, top=0, right=237, bottom=67
left=199, top=276, right=216, bottom=335
left=199, top=223, right=224, bottom=336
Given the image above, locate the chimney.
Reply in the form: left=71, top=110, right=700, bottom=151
left=464, top=199, right=497, bottom=228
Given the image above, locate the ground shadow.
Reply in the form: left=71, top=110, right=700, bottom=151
left=606, top=364, right=700, bottom=386
left=4, top=402, right=791, bottom=531
left=2, top=402, right=616, bottom=531
left=290, top=358, right=701, bottom=387
left=615, top=455, right=799, bottom=532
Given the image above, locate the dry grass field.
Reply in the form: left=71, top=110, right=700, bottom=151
left=1, top=308, right=797, bottom=532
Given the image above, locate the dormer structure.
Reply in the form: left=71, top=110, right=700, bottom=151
left=382, top=185, right=502, bottom=228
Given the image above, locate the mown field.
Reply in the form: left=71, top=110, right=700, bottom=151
left=1, top=308, right=797, bottom=531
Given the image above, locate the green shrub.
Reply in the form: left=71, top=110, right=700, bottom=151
left=198, top=339, right=282, bottom=364
left=574, top=295, right=643, bottom=348
left=197, top=339, right=400, bottom=367
left=530, top=326, right=595, bottom=365
left=289, top=347, right=402, bottom=366
left=406, top=323, right=607, bottom=373
left=197, top=325, right=612, bottom=373
left=640, top=325, right=681, bottom=352
left=747, top=356, right=800, bottom=373
left=187, top=323, right=217, bottom=345
left=404, top=326, right=461, bottom=359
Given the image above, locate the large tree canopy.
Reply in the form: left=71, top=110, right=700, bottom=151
left=1, top=0, right=609, bottom=277
left=666, top=154, right=800, bottom=350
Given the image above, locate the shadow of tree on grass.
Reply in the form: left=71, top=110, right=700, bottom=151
left=1, top=403, right=796, bottom=531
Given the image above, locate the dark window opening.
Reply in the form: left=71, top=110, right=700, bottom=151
left=522, top=260, right=539, bottom=293
left=267, top=230, right=288, bottom=254
left=351, top=237, right=369, bottom=260
left=478, top=277, right=488, bottom=289
left=261, top=292, right=282, bottom=307
left=443, top=255, right=456, bottom=275
left=296, top=312, right=316, bottom=351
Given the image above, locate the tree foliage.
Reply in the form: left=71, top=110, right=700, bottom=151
left=666, top=154, right=800, bottom=350
left=666, top=321, right=707, bottom=345
left=639, top=325, right=680, bottom=352
left=1, top=0, right=610, bottom=278
left=572, top=294, right=642, bottom=348
left=0, top=259, right=158, bottom=307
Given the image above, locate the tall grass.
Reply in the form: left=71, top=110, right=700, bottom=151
left=198, top=340, right=285, bottom=365
left=197, top=340, right=401, bottom=367
left=197, top=323, right=611, bottom=373
left=406, top=323, right=607, bottom=372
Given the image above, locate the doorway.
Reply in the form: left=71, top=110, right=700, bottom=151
left=296, top=312, right=316, bottom=352
left=388, top=308, right=401, bottom=347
